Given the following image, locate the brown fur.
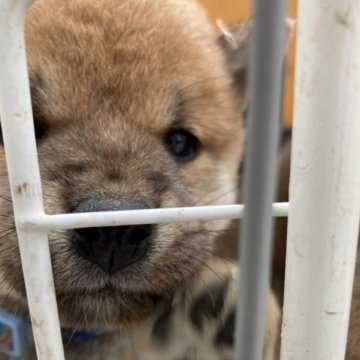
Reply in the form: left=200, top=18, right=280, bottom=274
left=0, top=0, right=280, bottom=358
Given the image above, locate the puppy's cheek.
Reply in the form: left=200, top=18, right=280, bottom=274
left=42, top=180, right=68, bottom=216
left=194, top=168, right=239, bottom=234
left=183, top=158, right=239, bottom=206
left=48, top=230, right=112, bottom=293
left=0, top=265, right=27, bottom=303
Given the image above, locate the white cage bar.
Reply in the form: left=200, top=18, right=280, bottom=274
left=20, top=203, right=289, bottom=231
left=235, top=0, right=286, bottom=359
left=281, top=0, right=360, bottom=359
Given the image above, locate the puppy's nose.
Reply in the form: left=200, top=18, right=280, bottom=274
left=70, top=197, right=153, bottom=274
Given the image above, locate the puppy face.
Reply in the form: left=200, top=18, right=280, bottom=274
left=0, top=0, right=246, bottom=328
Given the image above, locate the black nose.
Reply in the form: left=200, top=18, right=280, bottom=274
left=70, top=197, right=153, bottom=274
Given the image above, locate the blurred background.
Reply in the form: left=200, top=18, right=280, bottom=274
left=199, top=0, right=297, bottom=128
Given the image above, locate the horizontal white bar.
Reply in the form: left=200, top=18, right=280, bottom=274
left=20, top=202, right=289, bottom=231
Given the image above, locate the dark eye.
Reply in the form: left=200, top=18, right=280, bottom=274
left=165, top=129, right=200, bottom=162
left=0, top=120, right=46, bottom=146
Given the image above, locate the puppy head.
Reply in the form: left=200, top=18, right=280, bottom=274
left=0, top=0, right=249, bottom=328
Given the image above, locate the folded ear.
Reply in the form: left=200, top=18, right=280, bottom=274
left=217, top=18, right=295, bottom=92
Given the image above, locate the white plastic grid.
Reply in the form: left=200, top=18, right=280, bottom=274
left=0, top=0, right=359, bottom=359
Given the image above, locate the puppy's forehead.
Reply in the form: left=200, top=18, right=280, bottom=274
left=25, top=0, right=230, bottom=129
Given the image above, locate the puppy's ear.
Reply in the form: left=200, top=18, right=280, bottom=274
left=217, top=19, right=252, bottom=94
left=218, top=18, right=295, bottom=92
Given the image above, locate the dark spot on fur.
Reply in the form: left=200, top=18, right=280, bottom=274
left=99, top=148, right=121, bottom=161
left=0, top=74, right=47, bottom=146
left=214, top=309, right=235, bottom=347
left=62, top=163, right=88, bottom=176
left=43, top=163, right=88, bottom=182
left=95, top=143, right=132, bottom=164
left=106, top=168, right=123, bottom=181
left=191, top=282, right=227, bottom=331
left=152, top=305, right=174, bottom=344
left=175, top=348, right=197, bottom=360
left=33, top=121, right=47, bottom=140
left=147, top=172, right=171, bottom=194
left=30, top=77, right=48, bottom=140
left=30, top=73, right=44, bottom=118
left=171, top=95, right=187, bottom=125
left=119, top=145, right=134, bottom=163
left=98, top=83, right=118, bottom=100
left=175, top=356, right=191, bottom=360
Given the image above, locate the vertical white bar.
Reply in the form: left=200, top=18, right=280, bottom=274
left=0, top=1, right=65, bottom=359
left=281, top=1, right=360, bottom=359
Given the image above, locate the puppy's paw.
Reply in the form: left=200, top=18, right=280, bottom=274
left=181, top=259, right=280, bottom=360
left=182, top=259, right=238, bottom=359
left=127, top=259, right=280, bottom=360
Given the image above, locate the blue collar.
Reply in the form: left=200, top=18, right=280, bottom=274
left=61, top=328, right=105, bottom=344
left=0, top=310, right=105, bottom=357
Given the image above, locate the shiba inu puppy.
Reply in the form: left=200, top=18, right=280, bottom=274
left=0, top=0, right=280, bottom=358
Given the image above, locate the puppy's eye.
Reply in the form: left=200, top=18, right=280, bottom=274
left=0, top=120, right=46, bottom=146
left=165, top=129, right=199, bottom=162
